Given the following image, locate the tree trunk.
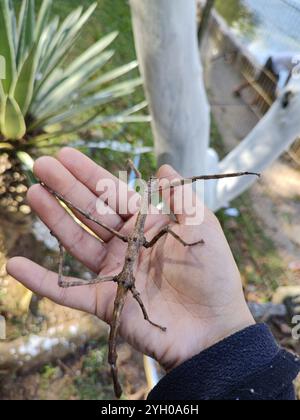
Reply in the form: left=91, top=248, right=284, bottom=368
left=198, top=0, right=215, bottom=45
left=130, top=0, right=210, bottom=177
left=215, top=82, right=300, bottom=210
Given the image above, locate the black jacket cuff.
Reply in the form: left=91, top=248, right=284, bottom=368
left=148, top=324, right=300, bottom=400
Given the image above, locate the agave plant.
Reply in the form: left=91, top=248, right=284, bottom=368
left=0, top=0, right=148, bottom=159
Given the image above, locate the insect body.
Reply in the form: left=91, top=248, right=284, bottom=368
left=42, top=165, right=259, bottom=398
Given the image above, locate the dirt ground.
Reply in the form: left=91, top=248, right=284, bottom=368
left=0, top=338, right=147, bottom=400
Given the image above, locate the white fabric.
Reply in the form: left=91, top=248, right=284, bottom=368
left=271, top=52, right=300, bottom=91
left=271, top=52, right=300, bottom=75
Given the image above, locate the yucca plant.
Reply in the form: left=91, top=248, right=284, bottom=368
left=0, top=0, right=147, bottom=161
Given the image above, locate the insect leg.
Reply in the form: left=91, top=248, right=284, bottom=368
left=131, top=285, right=166, bottom=332
left=41, top=183, right=129, bottom=243
left=57, top=245, right=117, bottom=288
left=143, top=225, right=204, bottom=248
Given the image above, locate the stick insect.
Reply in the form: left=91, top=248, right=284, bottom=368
left=41, top=163, right=259, bottom=398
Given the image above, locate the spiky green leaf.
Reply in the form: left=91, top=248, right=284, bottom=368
left=0, top=1, right=146, bottom=150
left=0, top=0, right=17, bottom=92
left=35, top=0, right=52, bottom=40
left=121, top=101, right=148, bottom=116
left=13, top=40, right=43, bottom=115
left=35, top=16, right=59, bottom=74
left=34, top=51, right=115, bottom=116
left=64, top=31, right=118, bottom=77
left=0, top=80, right=5, bottom=111
left=79, top=61, right=139, bottom=96
left=0, top=80, right=6, bottom=133
left=1, top=96, right=26, bottom=140
left=38, top=3, right=97, bottom=86
left=0, top=142, right=13, bottom=150
left=17, top=0, right=35, bottom=67
left=33, top=78, right=142, bottom=128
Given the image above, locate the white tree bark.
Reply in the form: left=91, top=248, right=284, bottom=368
left=214, top=80, right=300, bottom=211
left=130, top=0, right=210, bottom=177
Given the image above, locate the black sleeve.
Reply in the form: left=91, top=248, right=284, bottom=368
left=148, top=324, right=300, bottom=400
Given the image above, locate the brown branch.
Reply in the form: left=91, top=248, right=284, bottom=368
left=127, top=158, right=142, bottom=180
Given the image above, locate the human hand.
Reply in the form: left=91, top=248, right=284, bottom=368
left=7, top=148, right=254, bottom=371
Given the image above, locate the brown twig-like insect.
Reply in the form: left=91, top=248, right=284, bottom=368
left=41, top=163, right=259, bottom=398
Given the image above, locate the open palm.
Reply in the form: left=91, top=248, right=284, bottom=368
left=7, top=148, right=254, bottom=371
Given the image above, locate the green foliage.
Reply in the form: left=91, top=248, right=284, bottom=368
left=215, top=0, right=255, bottom=36
left=0, top=0, right=146, bottom=155
left=41, top=364, right=59, bottom=381
left=41, top=0, right=155, bottom=177
left=74, top=342, right=116, bottom=400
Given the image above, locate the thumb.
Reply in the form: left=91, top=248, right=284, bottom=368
left=156, top=165, right=205, bottom=226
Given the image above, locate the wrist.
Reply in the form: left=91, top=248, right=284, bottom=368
left=203, top=310, right=256, bottom=354
left=165, top=304, right=255, bottom=372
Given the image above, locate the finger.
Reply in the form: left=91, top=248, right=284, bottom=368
left=57, top=147, right=140, bottom=220
left=156, top=165, right=205, bottom=225
left=28, top=185, right=107, bottom=273
left=34, top=156, right=123, bottom=242
left=6, top=257, right=112, bottom=318
left=58, top=147, right=172, bottom=232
